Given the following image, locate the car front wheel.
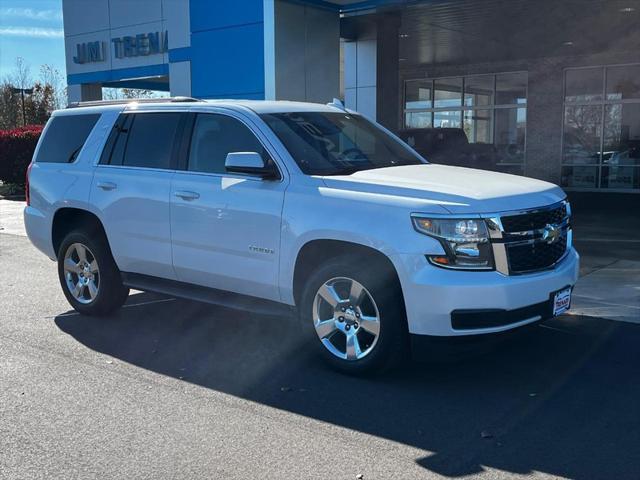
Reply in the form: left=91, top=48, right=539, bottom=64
left=300, top=256, right=408, bottom=375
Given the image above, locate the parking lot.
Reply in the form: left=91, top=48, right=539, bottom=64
left=1, top=198, right=639, bottom=479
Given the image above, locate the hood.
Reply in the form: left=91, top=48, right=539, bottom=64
left=321, top=164, right=566, bottom=214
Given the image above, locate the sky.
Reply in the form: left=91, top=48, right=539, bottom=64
left=0, top=0, right=66, bottom=82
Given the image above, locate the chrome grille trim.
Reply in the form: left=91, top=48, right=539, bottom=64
left=481, top=200, right=571, bottom=276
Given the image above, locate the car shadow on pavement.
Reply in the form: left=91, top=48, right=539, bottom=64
left=54, top=292, right=640, bottom=478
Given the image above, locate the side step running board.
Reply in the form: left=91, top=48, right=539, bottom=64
left=121, top=272, right=296, bottom=318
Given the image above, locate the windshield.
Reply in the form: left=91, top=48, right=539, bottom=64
left=260, top=111, right=426, bottom=175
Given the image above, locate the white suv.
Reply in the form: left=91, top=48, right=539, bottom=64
left=24, top=98, right=579, bottom=374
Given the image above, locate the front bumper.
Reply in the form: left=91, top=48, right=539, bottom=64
left=390, top=247, right=580, bottom=336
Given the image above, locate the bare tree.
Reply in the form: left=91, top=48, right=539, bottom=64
left=102, top=87, right=169, bottom=100
left=8, top=57, right=32, bottom=91
left=0, top=84, right=20, bottom=129
left=0, top=58, right=66, bottom=128
left=102, top=88, right=121, bottom=101
left=39, top=65, right=66, bottom=110
left=2, top=58, right=33, bottom=126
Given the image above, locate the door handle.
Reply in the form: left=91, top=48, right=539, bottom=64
left=174, top=190, right=200, bottom=200
left=96, top=181, right=117, bottom=191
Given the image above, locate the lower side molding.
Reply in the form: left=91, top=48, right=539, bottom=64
left=121, top=272, right=296, bottom=318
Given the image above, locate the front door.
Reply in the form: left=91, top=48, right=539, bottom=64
left=170, top=112, right=287, bottom=301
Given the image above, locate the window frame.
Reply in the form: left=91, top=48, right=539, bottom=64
left=178, top=111, right=283, bottom=181
left=403, top=71, right=528, bottom=172
left=561, top=63, right=640, bottom=192
left=97, top=111, right=188, bottom=172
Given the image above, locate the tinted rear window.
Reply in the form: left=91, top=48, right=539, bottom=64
left=35, top=114, right=100, bottom=163
left=122, top=113, right=183, bottom=169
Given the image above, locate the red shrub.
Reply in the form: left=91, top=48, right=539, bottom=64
left=0, top=125, right=43, bottom=185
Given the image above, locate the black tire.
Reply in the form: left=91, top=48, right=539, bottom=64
left=57, top=229, right=129, bottom=316
left=299, top=255, right=408, bottom=375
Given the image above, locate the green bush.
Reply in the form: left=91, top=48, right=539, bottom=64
left=0, top=125, right=43, bottom=185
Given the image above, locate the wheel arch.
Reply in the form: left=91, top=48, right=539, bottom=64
left=292, top=239, right=403, bottom=308
left=51, top=207, right=109, bottom=258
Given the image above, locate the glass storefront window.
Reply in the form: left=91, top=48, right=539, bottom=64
left=601, top=166, right=640, bottom=189
left=496, top=72, right=527, bottom=105
left=434, top=110, right=461, bottom=128
left=463, top=109, right=493, bottom=144
left=464, top=75, right=493, bottom=107
left=562, top=64, right=640, bottom=190
left=561, top=166, right=598, bottom=188
left=434, top=78, right=462, bottom=108
left=565, top=68, right=603, bottom=103
left=405, top=111, right=432, bottom=129
left=403, top=73, right=527, bottom=175
left=405, top=80, right=432, bottom=109
left=606, top=65, right=640, bottom=101
left=562, top=105, right=602, bottom=165
left=603, top=103, right=640, bottom=166
left=495, top=108, right=526, bottom=164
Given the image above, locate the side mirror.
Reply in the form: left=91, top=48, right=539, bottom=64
left=225, top=152, right=279, bottom=179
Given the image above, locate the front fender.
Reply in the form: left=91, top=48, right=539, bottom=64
left=278, top=183, right=446, bottom=304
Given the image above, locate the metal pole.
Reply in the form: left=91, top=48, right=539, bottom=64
left=21, top=89, right=26, bottom=126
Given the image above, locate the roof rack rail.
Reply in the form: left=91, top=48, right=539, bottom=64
left=66, top=96, right=203, bottom=109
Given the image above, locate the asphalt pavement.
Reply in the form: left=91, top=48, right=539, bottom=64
left=1, top=200, right=639, bottom=479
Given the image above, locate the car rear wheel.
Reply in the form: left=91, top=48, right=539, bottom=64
left=57, top=230, right=129, bottom=316
left=300, top=255, right=408, bottom=375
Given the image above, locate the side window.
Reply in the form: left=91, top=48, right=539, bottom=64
left=99, top=114, right=131, bottom=165
left=100, top=113, right=182, bottom=168
left=188, top=114, right=269, bottom=174
left=35, top=114, right=100, bottom=163
left=122, top=113, right=183, bottom=169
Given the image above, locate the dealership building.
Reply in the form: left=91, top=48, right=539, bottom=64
left=63, top=0, right=640, bottom=192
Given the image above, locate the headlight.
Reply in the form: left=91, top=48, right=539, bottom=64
left=412, top=216, right=494, bottom=270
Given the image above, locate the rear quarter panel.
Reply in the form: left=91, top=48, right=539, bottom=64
left=24, top=109, right=119, bottom=259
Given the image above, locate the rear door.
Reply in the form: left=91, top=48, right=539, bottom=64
left=170, top=111, right=287, bottom=301
left=91, top=110, right=186, bottom=279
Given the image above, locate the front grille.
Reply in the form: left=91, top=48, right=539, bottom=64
left=500, top=203, right=567, bottom=233
left=506, top=232, right=568, bottom=273
left=488, top=201, right=571, bottom=275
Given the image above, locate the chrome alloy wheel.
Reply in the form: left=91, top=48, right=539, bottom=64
left=63, top=243, right=100, bottom=304
left=312, top=277, right=381, bottom=361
